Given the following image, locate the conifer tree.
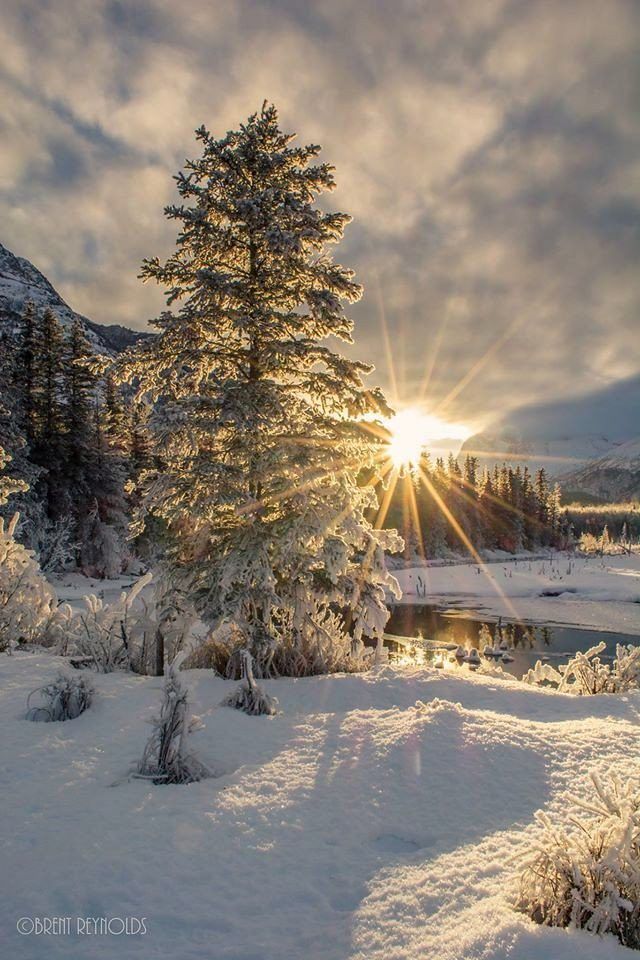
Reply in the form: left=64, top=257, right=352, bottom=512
left=62, top=319, right=96, bottom=492
left=112, top=103, right=402, bottom=675
left=13, top=301, right=38, bottom=445
left=103, top=372, right=130, bottom=451
left=32, top=308, right=65, bottom=519
left=78, top=400, right=129, bottom=579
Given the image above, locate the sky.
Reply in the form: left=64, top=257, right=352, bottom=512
left=1, top=0, right=639, bottom=432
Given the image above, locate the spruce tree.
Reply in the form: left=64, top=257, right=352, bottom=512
left=33, top=308, right=65, bottom=519
left=62, top=319, right=96, bottom=492
left=113, top=103, right=402, bottom=675
left=103, top=372, right=130, bottom=451
left=13, top=301, right=38, bottom=445
left=78, top=400, right=129, bottom=579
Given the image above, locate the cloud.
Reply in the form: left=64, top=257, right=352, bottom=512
left=0, top=0, right=638, bottom=428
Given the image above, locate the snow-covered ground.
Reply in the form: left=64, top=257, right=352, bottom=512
left=395, top=553, right=640, bottom=636
left=2, top=651, right=640, bottom=960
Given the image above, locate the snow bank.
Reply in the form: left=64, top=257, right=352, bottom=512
left=1, top=653, right=639, bottom=959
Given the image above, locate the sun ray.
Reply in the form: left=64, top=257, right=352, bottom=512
left=434, top=315, right=523, bottom=418
left=372, top=269, right=399, bottom=407
left=375, top=464, right=401, bottom=530
left=235, top=441, right=392, bottom=518
left=417, top=466, right=523, bottom=623
left=405, top=475, right=427, bottom=566
left=416, top=311, right=449, bottom=405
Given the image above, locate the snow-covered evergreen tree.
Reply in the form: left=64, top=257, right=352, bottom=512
left=32, top=307, right=65, bottom=520
left=62, top=319, right=96, bottom=490
left=112, top=103, right=402, bottom=676
left=78, top=400, right=129, bottom=579
left=13, top=300, right=38, bottom=446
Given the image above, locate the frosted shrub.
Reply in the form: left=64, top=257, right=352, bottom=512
left=127, top=578, right=195, bottom=676
left=0, top=513, right=58, bottom=651
left=267, top=603, right=372, bottom=678
left=524, top=642, right=640, bottom=695
left=135, top=653, right=208, bottom=785
left=26, top=673, right=94, bottom=722
left=223, top=651, right=278, bottom=716
left=27, top=513, right=77, bottom=573
left=64, top=573, right=152, bottom=672
left=516, top=772, right=640, bottom=949
left=196, top=603, right=372, bottom=680
left=579, top=529, right=624, bottom=556
left=0, top=447, right=59, bottom=650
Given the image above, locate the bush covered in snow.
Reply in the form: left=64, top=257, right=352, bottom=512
left=26, top=672, right=94, bottom=722
left=516, top=771, right=640, bottom=949
left=579, top=527, right=630, bottom=557
left=135, top=653, right=209, bottom=784
left=222, top=651, right=278, bottom=716
left=193, top=606, right=373, bottom=680
left=0, top=447, right=58, bottom=651
left=523, top=641, right=640, bottom=695
left=60, top=573, right=153, bottom=672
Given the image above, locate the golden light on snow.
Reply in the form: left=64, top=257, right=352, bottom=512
left=386, top=408, right=470, bottom=468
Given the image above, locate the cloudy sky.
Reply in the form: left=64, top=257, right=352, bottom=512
left=1, top=0, right=638, bottom=431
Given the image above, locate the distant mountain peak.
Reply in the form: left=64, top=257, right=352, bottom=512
left=559, top=437, right=640, bottom=501
left=0, top=240, right=149, bottom=354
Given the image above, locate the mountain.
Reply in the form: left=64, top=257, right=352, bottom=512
left=0, top=241, right=148, bottom=354
left=558, top=438, right=640, bottom=501
left=461, top=430, right=622, bottom=476
left=461, top=374, right=639, bottom=477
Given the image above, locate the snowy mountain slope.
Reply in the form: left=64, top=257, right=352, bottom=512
left=461, top=375, right=639, bottom=476
left=558, top=438, right=640, bottom=500
left=461, top=429, right=621, bottom=476
left=0, top=241, right=148, bottom=354
left=1, top=652, right=637, bottom=960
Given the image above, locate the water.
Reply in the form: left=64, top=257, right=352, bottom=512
left=384, top=604, right=639, bottom=679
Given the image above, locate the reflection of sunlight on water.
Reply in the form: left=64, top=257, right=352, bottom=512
left=384, top=605, right=634, bottom=678
left=385, top=612, right=557, bottom=677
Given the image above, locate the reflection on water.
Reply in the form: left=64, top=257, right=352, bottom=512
left=384, top=604, right=637, bottom=679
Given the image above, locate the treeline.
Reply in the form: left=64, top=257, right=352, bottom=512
left=565, top=503, right=640, bottom=543
left=384, top=453, right=572, bottom=559
left=0, top=302, right=152, bottom=575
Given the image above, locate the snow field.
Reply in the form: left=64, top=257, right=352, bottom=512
left=2, top=653, right=640, bottom=959
left=395, top=553, right=640, bottom=635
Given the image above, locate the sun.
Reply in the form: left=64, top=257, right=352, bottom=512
left=386, top=408, right=470, bottom=468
